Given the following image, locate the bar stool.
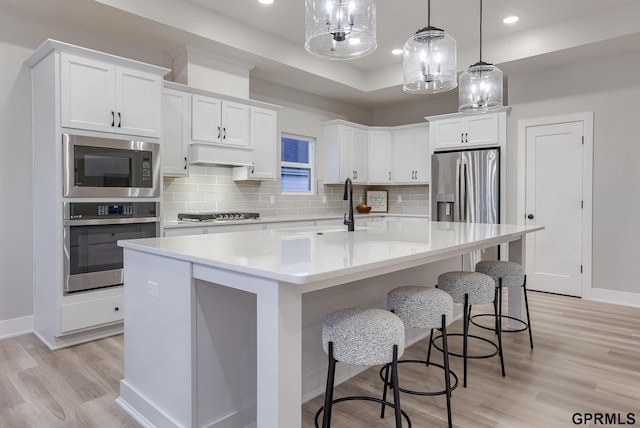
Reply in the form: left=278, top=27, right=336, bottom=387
left=474, top=260, right=534, bottom=349
left=434, top=271, right=504, bottom=387
left=315, top=307, right=411, bottom=428
left=381, top=286, right=458, bottom=428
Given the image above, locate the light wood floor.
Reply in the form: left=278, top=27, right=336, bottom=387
left=1, top=291, right=639, bottom=427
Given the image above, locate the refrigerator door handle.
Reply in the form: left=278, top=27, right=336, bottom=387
left=455, top=158, right=462, bottom=221
left=461, top=160, right=468, bottom=221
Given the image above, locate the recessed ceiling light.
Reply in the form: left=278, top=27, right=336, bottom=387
left=258, top=0, right=273, bottom=4
left=503, top=15, right=519, bottom=24
left=391, top=48, right=403, bottom=55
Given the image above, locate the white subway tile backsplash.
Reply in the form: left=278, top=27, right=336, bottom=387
left=162, top=167, right=429, bottom=221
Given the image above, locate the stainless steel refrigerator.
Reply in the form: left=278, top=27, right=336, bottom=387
left=431, top=148, right=499, bottom=269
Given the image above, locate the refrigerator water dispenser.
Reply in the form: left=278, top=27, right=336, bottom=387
left=436, top=193, right=455, bottom=222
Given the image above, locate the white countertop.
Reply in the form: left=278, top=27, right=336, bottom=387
left=120, top=219, right=543, bottom=285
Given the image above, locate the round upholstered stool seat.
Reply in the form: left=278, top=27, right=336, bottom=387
left=316, top=308, right=411, bottom=428
left=437, top=272, right=495, bottom=305
left=322, top=307, right=405, bottom=366
left=475, top=260, right=524, bottom=288
left=381, top=286, right=458, bottom=428
left=474, top=260, right=534, bottom=348
left=432, top=271, right=505, bottom=388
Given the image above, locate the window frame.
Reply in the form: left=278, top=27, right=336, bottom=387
left=280, top=133, right=316, bottom=195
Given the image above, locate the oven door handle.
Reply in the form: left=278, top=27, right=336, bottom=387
left=64, top=217, right=161, bottom=226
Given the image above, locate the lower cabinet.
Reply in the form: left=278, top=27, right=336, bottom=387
left=60, top=294, right=124, bottom=333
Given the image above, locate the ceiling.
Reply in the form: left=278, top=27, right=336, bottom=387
left=5, top=0, right=640, bottom=108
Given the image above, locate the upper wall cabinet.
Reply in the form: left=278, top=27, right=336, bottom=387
left=392, top=125, right=429, bottom=184
left=60, top=53, right=164, bottom=138
left=323, top=122, right=369, bottom=184
left=192, top=95, right=250, bottom=148
left=162, top=87, right=191, bottom=176
left=324, top=120, right=430, bottom=185
left=368, top=130, right=393, bottom=184
left=162, top=82, right=280, bottom=175
left=233, top=106, right=278, bottom=181
left=428, top=111, right=508, bottom=152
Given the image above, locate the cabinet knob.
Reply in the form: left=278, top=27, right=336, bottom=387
left=527, top=214, right=534, bottom=220
left=465, top=132, right=468, bottom=143
left=388, top=171, right=391, bottom=181
left=114, top=307, right=120, bottom=311
left=461, top=133, right=464, bottom=143
left=111, top=111, right=115, bottom=127
left=217, top=126, right=221, bottom=139
left=223, top=127, right=226, bottom=139
left=117, top=112, right=122, bottom=128
left=184, top=157, right=187, bottom=170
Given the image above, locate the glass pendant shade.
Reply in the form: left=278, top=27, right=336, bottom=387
left=458, top=62, right=503, bottom=112
left=403, top=27, right=457, bottom=93
left=458, top=0, right=504, bottom=112
left=305, top=0, right=376, bottom=60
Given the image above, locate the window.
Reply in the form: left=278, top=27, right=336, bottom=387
left=281, top=134, right=315, bottom=194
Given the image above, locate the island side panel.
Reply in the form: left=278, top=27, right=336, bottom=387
left=193, top=265, right=303, bottom=428
left=118, top=248, right=196, bottom=428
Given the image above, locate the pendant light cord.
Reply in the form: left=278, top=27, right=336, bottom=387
left=427, top=0, right=431, bottom=27
left=479, top=0, right=483, bottom=62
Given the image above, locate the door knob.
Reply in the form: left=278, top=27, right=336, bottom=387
left=527, top=214, right=534, bottom=220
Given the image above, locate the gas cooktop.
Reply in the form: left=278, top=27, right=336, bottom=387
left=177, top=212, right=260, bottom=222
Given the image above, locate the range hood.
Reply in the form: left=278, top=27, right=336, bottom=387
left=189, top=142, right=253, bottom=168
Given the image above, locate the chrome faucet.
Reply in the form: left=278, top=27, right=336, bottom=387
left=343, top=177, right=354, bottom=232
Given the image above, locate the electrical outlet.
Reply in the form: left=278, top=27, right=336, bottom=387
left=270, top=195, right=275, bottom=205
left=147, top=281, right=159, bottom=298
left=397, top=195, right=402, bottom=203
left=322, top=195, right=327, bottom=204
left=359, top=196, right=364, bottom=203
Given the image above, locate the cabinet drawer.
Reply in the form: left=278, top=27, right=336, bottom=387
left=60, top=295, right=124, bottom=333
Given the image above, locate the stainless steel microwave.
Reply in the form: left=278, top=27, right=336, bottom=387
left=63, top=133, right=160, bottom=198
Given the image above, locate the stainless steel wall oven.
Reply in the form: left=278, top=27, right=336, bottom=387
left=63, top=202, right=159, bottom=294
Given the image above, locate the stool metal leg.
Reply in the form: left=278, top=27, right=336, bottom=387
left=391, top=345, right=403, bottom=428
left=322, top=342, right=337, bottom=428
left=523, top=275, right=534, bottom=349
left=426, top=328, right=434, bottom=366
left=441, top=314, right=453, bottom=428
left=463, top=294, right=469, bottom=388
left=380, top=362, right=390, bottom=418
left=496, top=280, right=506, bottom=377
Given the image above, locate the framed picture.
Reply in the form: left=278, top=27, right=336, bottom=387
left=366, top=190, right=388, bottom=213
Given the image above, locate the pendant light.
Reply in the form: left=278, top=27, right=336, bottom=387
left=403, top=0, right=457, bottom=94
left=458, top=0, right=503, bottom=112
left=305, top=0, right=377, bottom=60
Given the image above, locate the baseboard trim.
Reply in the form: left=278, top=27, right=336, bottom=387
left=0, top=315, right=33, bottom=340
left=590, top=288, right=640, bottom=308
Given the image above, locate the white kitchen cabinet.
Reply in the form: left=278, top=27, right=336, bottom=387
left=323, top=121, right=368, bottom=184
left=430, top=113, right=498, bottom=151
left=192, top=94, right=250, bottom=148
left=392, top=125, right=430, bottom=184
left=60, top=52, right=163, bottom=138
left=368, top=130, right=393, bottom=184
left=162, top=87, right=191, bottom=176
left=233, top=106, right=278, bottom=180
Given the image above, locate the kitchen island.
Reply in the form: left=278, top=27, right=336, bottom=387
left=117, top=218, right=542, bottom=428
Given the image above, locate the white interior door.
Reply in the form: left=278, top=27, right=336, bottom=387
left=525, top=121, right=584, bottom=296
